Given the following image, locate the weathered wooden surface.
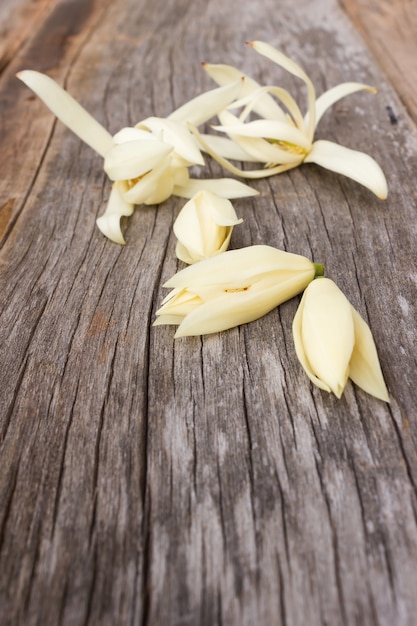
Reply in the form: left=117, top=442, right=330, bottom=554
left=342, top=0, right=417, bottom=125
left=1, top=0, right=417, bottom=625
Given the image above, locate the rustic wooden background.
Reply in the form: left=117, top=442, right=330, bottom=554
left=1, top=0, right=417, bottom=624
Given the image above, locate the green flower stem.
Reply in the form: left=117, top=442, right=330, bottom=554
left=313, top=263, right=325, bottom=277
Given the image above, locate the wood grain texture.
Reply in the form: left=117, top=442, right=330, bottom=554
left=341, top=0, right=417, bottom=125
left=1, top=0, right=417, bottom=624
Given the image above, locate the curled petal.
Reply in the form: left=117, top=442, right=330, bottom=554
left=113, top=127, right=157, bottom=143
left=103, top=140, right=173, bottom=181
left=349, top=307, right=389, bottom=402
left=248, top=41, right=316, bottom=141
left=232, top=85, right=304, bottom=129
left=96, top=181, right=134, bottom=244
left=138, top=117, right=204, bottom=165
left=305, top=140, right=388, bottom=199
left=17, top=70, right=113, bottom=157
left=168, top=80, right=244, bottom=127
left=202, top=62, right=287, bottom=121
left=173, top=177, right=258, bottom=199
left=123, top=157, right=179, bottom=204
left=307, top=82, right=377, bottom=130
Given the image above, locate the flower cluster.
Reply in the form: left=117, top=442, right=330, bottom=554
left=17, top=70, right=256, bottom=244
left=17, top=41, right=390, bottom=402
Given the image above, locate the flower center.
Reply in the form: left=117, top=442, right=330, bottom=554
left=268, top=139, right=307, bottom=155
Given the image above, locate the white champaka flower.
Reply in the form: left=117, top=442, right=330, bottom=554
left=191, top=41, right=388, bottom=199
left=17, top=71, right=257, bottom=244
left=154, top=245, right=322, bottom=336
left=292, top=277, right=389, bottom=401
left=174, top=190, right=243, bottom=264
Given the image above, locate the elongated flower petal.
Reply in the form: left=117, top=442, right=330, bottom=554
left=96, top=181, right=134, bottom=244
left=305, top=140, right=388, bottom=199
left=168, top=80, right=244, bottom=126
left=202, top=62, right=288, bottom=122
left=248, top=41, right=316, bottom=141
left=173, top=177, right=258, bottom=199
left=349, top=307, right=389, bottom=402
left=307, top=82, right=377, bottom=130
left=103, top=140, right=173, bottom=181
left=213, top=118, right=312, bottom=150
left=17, top=70, right=113, bottom=157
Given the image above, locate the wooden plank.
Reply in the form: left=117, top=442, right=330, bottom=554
left=342, top=0, right=417, bottom=125
left=1, top=0, right=417, bottom=624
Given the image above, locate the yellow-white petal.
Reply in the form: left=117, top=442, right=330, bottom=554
left=103, top=140, right=173, bottom=181
left=213, top=118, right=311, bottom=151
left=349, top=306, right=389, bottom=402
left=292, top=290, right=333, bottom=393
left=202, top=62, right=287, bottom=122
left=123, top=157, right=177, bottom=204
left=305, top=140, right=388, bottom=199
left=232, top=85, right=304, bottom=129
left=138, top=117, right=205, bottom=165
left=173, top=177, right=258, bottom=199
left=168, top=80, right=244, bottom=127
left=190, top=123, right=299, bottom=178
left=306, top=82, right=377, bottom=130
left=113, top=127, right=157, bottom=144
left=17, top=70, right=113, bottom=158
left=295, top=278, right=355, bottom=398
left=96, top=181, right=134, bottom=244
left=216, top=110, right=305, bottom=164
left=174, top=191, right=242, bottom=262
left=174, top=271, right=313, bottom=337
left=164, top=245, right=315, bottom=290
left=198, top=134, right=260, bottom=162
left=248, top=41, right=316, bottom=141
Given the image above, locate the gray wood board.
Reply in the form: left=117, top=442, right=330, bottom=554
left=0, top=0, right=416, bottom=624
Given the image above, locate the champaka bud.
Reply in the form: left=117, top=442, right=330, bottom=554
left=292, top=278, right=389, bottom=401
left=174, top=190, right=243, bottom=264
left=154, top=245, right=322, bottom=336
